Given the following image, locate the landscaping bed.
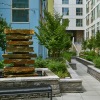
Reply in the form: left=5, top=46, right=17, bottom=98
left=76, top=57, right=100, bottom=81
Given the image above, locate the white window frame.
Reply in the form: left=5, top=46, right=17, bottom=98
left=76, top=8, right=83, bottom=16
left=76, top=19, right=83, bottom=27
left=11, top=0, right=29, bottom=23
left=62, top=7, right=69, bottom=15
left=62, top=0, right=69, bottom=4
left=76, top=0, right=83, bottom=4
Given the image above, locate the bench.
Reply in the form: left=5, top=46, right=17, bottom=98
left=0, top=83, right=52, bottom=100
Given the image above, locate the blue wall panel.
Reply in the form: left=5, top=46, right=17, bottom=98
left=0, top=0, right=43, bottom=59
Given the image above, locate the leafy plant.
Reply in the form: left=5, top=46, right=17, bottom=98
left=82, top=40, right=87, bottom=51
left=35, top=10, right=71, bottom=58
left=34, top=57, right=47, bottom=68
left=93, top=57, right=100, bottom=68
left=80, top=51, right=97, bottom=61
left=87, top=36, right=96, bottom=51
left=0, top=16, right=10, bottom=53
left=47, top=60, right=69, bottom=78
left=0, top=60, right=4, bottom=69
left=61, top=51, right=76, bottom=62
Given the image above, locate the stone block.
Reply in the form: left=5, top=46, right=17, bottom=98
left=6, top=46, right=34, bottom=52
left=4, top=59, right=35, bottom=64
left=4, top=29, right=34, bottom=34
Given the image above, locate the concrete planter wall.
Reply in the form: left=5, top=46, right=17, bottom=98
left=69, top=63, right=77, bottom=70
left=87, top=65, right=100, bottom=81
left=0, top=68, right=60, bottom=96
left=59, top=61, right=82, bottom=93
left=76, top=57, right=100, bottom=81
left=76, top=57, right=94, bottom=66
left=0, top=66, right=83, bottom=99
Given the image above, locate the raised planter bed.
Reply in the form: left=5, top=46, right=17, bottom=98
left=76, top=57, right=100, bottom=81
left=0, top=66, right=83, bottom=99
left=87, top=65, right=100, bottom=81
left=59, top=61, right=82, bottom=93
left=76, top=57, right=94, bottom=66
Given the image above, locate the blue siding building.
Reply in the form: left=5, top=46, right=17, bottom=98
left=0, top=0, right=48, bottom=59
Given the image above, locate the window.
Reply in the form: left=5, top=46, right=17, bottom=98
left=76, top=0, right=83, bottom=4
left=76, top=19, right=83, bottom=27
left=97, top=22, right=100, bottom=32
left=12, top=0, right=29, bottom=22
left=97, top=4, right=100, bottom=18
left=91, top=0, right=95, bottom=9
left=86, top=29, right=89, bottom=40
left=86, top=2, right=89, bottom=13
left=62, top=8, right=69, bottom=15
left=86, top=15, right=89, bottom=26
left=91, top=25, right=95, bottom=36
left=62, top=0, right=69, bottom=4
left=91, top=9, right=95, bottom=23
left=76, top=8, right=83, bottom=15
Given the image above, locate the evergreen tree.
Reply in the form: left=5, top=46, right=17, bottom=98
left=35, top=10, right=71, bottom=58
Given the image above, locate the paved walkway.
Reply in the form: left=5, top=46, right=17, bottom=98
left=33, top=59, right=100, bottom=100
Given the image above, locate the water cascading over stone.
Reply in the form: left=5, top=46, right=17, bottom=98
left=2, top=29, right=36, bottom=77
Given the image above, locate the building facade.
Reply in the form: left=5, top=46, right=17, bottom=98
left=0, top=0, right=50, bottom=59
left=54, top=0, right=86, bottom=43
left=85, top=0, right=100, bottom=40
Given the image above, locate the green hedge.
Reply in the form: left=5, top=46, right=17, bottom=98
left=93, top=57, right=100, bottom=69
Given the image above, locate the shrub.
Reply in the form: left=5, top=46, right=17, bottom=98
left=61, top=51, right=76, bottom=62
left=47, top=60, right=70, bottom=78
left=80, top=51, right=98, bottom=61
left=0, top=60, right=4, bottom=69
left=55, top=71, right=70, bottom=78
left=85, top=56, right=94, bottom=61
left=93, top=57, right=100, bottom=69
left=47, top=60, right=66, bottom=73
left=34, top=57, right=47, bottom=68
left=34, top=57, right=70, bottom=78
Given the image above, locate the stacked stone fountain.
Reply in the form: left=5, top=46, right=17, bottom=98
left=2, top=29, right=36, bottom=77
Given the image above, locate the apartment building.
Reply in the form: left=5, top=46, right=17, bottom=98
left=54, top=0, right=86, bottom=43
left=54, top=0, right=100, bottom=41
left=86, top=0, right=100, bottom=39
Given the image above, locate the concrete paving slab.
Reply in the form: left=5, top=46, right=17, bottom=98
left=80, top=91, right=99, bottom=96
left=62, top=96, right=83, bottom=100
left=82, top=96, right=100, bottom=100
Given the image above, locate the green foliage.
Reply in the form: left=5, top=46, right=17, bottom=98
left=55, top=71, right=70, bottom=78
left=34, top=57, right=47, bottom=68
left=61, top=51, right=76, bottom=62
left=47, top=60, right=66, bottom=72
left=87, top=36, right=96, bottom=51
left=82, top=40, right=87, bottom=51
left=47, top=60, right=69, bottom=78
left=0, top=60, right=4, bottom=69
left=80, top=51, right=97, bottom=61
left=93, top=57, right=100, bottom=68
left=0, top=16, right=10, bottom=52
left=34, top=57, right=70, bottom=78
left=35, top=10, right=71, bottom=58
left=96, top=32, right=100, bottom=49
